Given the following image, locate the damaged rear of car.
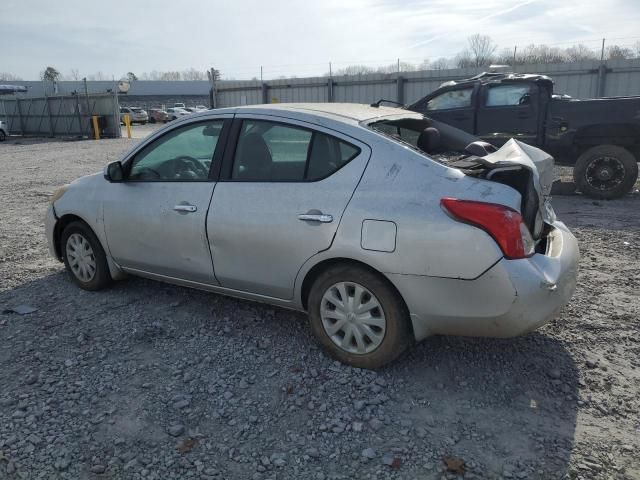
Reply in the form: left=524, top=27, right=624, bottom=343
left=354, top=111, right=579, bottom=340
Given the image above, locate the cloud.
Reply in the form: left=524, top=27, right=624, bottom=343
left=2, top=0, right=640, bottom=79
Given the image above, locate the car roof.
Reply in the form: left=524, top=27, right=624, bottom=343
left=437, top=72, right=553, bottom=89
left=206, top=103, right=422, bottom=125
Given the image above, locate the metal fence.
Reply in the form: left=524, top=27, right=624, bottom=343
left=214, top=58, right=640, bottom=107
left=0, top=93, right=120, bottom=138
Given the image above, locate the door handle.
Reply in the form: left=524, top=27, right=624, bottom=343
left=174, top=204, right=197, bottom=213
left=298, top=213, right=333, bottom=223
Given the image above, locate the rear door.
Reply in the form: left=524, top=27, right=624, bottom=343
left=411, top=86, right=476, bottom=134
left=207, top=115, right=370, bottom=299
left=475, top=83, right=540, bottom=146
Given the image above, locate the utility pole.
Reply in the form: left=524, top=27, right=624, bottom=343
left=397, top=58, right=400, bottom=73
left=600, top=38, right=606, bottom=62
left=513, top=46, right=517, bottom=66
left=260, top=66, right=263, bottom=82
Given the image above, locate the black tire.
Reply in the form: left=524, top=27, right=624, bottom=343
left=61, top=221, right=112, bottom=291
left=0, top=130, right=6, bottom=141
left=149, top=117, right=156, bottom=124
left=308, top=264, right=411, bottom=369
left=573, top=145, right=638, bottom=199
left=141, top=121, right=147, bottom=125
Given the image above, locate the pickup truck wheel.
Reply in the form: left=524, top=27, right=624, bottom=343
left=308, top=265, right=411, bottom=369
left=574, top=145, right=638, bottom=199
left=0, top=130, right=6, bottom=142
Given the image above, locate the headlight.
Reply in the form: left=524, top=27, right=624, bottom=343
left=50, top=185, right=68, bottom=204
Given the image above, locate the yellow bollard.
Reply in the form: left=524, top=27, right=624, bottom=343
left=124, top=114, right=132, bottom=139
left=91, top=116, right=100, bottom=140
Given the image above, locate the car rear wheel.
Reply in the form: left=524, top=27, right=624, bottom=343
left=574, top=145, right=638, bottom=199
left=61, top=221, right=112, bottom=291
left=0, top=130, right=6, bottom=142
left=308, top=264, right=411, bottom=369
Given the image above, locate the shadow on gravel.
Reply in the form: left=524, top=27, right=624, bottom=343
left=387, top=330, right=579, bottom=477
left=1, top=271, right=579, bottom=478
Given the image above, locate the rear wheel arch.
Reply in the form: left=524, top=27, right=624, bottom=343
left=299, top=257, right=415, bottom=338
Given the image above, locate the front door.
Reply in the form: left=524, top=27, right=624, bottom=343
left=412, top=86, right=476, bottom=134
left=475, top=83, right=540, bottom=146
left=103, top=118, right=229, bottom=284
left=207, top=116, right=370, bottom=299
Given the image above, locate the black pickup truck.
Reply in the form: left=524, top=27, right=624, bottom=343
left=408, top=72, right=640, bottom=199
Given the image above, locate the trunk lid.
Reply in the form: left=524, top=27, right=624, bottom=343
left=441, top=139, right=556, bottom=241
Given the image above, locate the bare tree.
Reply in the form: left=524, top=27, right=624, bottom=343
left=606, top=45, right=634, bottom=60
left=430, top=57, right=450, bottom=70
left=159, top=71, right=182, bottom=81
left=87, top=71, right=107, bottom=81
left=334, top=65, right=375, bottom=76
left=466, top=34, right=497, bottom=67
left=0, top=72, right=22, bottom=81
left=68, top=69, right=81, bottom=81
left=454, top=50, right=475, bottom=68
left=181, top=68, right=207, bottom=80
left=565, top=44, right=597, bottom=62
left=126, top=72, right=138, bottom=82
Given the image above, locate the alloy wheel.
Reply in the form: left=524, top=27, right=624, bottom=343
left=585, top=156, right=625, bottom=192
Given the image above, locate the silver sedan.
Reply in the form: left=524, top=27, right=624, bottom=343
left=46, top=103, right=579, bottom=368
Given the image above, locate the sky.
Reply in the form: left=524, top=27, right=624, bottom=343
left=2, top=0, right=640, bottom=80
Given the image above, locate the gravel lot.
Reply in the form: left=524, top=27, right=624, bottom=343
left=0, top=133, right=639, bottom=480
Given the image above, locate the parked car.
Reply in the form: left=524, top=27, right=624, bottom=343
left=174, top=103, right=186, bottom=109
left=45, top=103, right=579, bottom=369
left=120, top=107, right=148, bottom=125
left=194, top=105, right=209, bottom=112
left=148, top=108, right=170, bottom=124
left=409, top=72, right=640, bottom=199
left=0, top=120, right=7, bottom=141
left=166, top=107, right=191, bottom=120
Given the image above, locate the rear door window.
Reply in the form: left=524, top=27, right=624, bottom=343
left=231, top=120, right=360, bottom=182
left=485, top=85, right=531, bottom=106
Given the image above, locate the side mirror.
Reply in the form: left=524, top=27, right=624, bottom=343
left=104, top=161, right=124, bottom=182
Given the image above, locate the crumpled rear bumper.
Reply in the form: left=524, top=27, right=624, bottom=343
left=387, top=221, right=579, bottom=341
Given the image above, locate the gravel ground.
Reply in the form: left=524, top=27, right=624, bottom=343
left=0, top=135, right=639, bottom=480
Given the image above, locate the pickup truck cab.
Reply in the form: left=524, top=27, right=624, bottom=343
left=409, top=72, right=640, bottom=199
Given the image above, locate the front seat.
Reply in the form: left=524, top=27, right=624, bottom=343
left=417, top=127, right=441, bottom=154
left=235, top=133, right=272, bottom=180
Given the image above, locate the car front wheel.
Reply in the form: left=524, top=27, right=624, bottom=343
left=0, top=130, right=6, bottom=141
left=308, top=264, right=411, bottom=369
left=574, top=145, right=638, bottom=199
left=61, top=221, right=112, bottom=291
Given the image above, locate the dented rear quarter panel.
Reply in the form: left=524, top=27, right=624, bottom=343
left=320, top=129, right=524, bottom=280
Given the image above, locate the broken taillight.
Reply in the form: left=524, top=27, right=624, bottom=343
left=440, top=198, right=535, bottom=259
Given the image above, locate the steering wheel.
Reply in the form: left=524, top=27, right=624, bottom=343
left=173, top=156, right=209, bottom=178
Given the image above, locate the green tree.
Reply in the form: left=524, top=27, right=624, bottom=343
left=42, top=66, right=60, bottom=82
